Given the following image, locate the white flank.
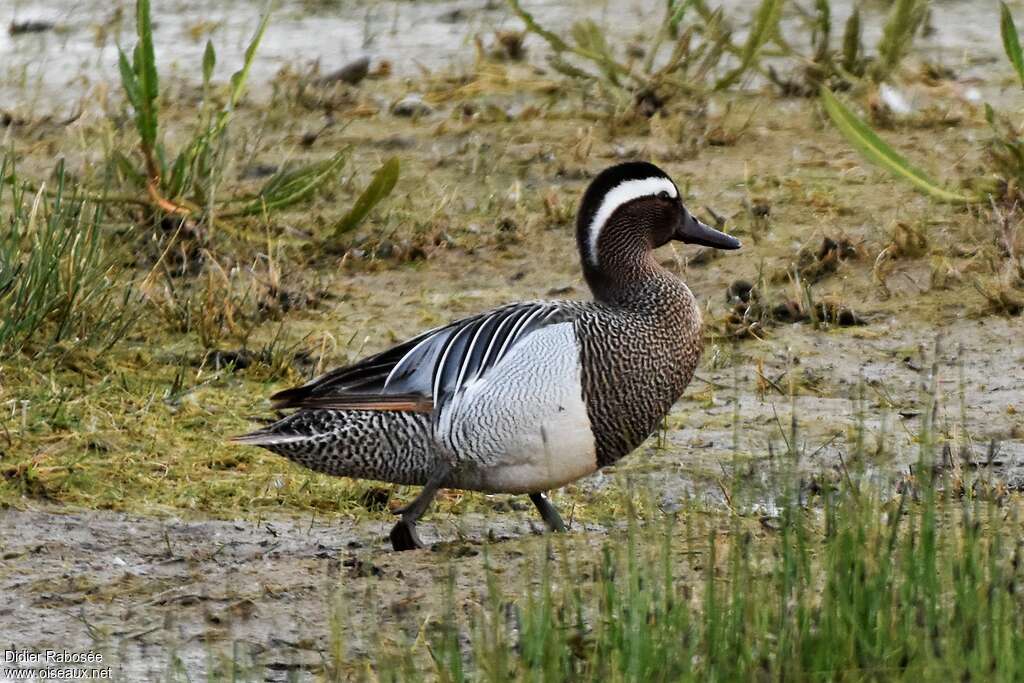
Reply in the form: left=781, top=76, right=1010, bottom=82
left=587, top=176, right=677, bottom=266
left=438, top=323, right=598, bottom=494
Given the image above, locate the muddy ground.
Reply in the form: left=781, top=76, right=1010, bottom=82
left=1, top=0, right=1022, bottom=679
left=4, top=309, right=1021, bottom=678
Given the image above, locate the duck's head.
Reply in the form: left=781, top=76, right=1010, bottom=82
left=576, top=161, right=739, bottom=298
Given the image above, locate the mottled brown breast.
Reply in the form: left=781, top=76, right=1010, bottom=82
left=576, top=273, right=703, bottom=467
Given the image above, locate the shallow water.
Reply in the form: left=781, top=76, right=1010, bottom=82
left=0, top=0, right=1009, bottom=111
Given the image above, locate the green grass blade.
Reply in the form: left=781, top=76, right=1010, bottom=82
left=117, top=49, right=140, bottom=110
left=812, top=0, right=831, bottom=60
left=221, top=151, right=349, bottom=218
left=333, top=157, right=400, bottom=237
left=133, top=0, right=159, bottom=149
left=841, top=6, right=862, bottom=73
left=819, top=88, right=976, bottom=204
left=1000, top=2, right=1024, bottom=89
left=202, top=40, right=216, bottom=88
left=714, top=0, right=783, bottom=91
left=228, top=5, right=271, bottom=109
left=204, top=3, right=271, bottom=146
left=875, top=0, right=928, bottom=81
left=668, top=0, right=695, bottom=30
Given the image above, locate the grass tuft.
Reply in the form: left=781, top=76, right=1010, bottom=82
left=874, top=0, right=930, bottom=82
left=0, top=156, right=137, bottom=358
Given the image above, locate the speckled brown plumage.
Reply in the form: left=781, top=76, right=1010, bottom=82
left=576, top=283, right=701, bottom=467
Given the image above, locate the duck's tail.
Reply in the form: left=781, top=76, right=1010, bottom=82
left=231, top=409, right=438, bottom=487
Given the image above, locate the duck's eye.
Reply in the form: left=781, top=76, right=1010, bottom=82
left=657, top=191, right=671, bottom=200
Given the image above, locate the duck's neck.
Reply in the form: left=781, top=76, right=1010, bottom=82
left=583, top=247, right=687, bottom=312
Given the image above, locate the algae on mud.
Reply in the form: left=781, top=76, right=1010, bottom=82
left=1, top=0, right=1023, bottom=680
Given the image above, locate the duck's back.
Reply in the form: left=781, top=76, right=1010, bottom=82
left=246, top=276, right=703, bottom=493
left=237, top=300, right=591, bottom=492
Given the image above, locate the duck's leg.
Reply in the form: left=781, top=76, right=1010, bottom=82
left=390, top=463, right=450, bottom=551
left=529, top=492, right=567, bottom=533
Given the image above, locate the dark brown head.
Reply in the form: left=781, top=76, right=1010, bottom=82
left=575, top=161, right=739, bottom=301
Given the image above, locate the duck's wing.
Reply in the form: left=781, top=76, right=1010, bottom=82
left=268, top=302, right=579, bottom=413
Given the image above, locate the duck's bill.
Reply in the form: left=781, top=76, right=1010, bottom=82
left=675, top=212, right=741, bottom=250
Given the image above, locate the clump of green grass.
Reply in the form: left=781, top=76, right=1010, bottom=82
left=424, top=499, right=1018, bottom=680
left=113, top=0, right=349, bottom=221
left=771, top=0, right=931, bottom=95
left=0, top=156, right=137, bottom=358
left=381, top=375, right=1023, bottom=681
left=508, top=0, right=930, bottom=114
left=101, top=0, right=405, bottom=255
left=506, top=0, right=782, bottom=115
left=0, top=0, right=401, bottom=247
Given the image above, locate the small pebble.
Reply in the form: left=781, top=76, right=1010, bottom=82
left=317, top=56, right=370, bottom=86
left=391, top=94, right=434, bottom=118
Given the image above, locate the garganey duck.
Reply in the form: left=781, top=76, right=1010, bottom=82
left=234, top=161, right=740, bottom=550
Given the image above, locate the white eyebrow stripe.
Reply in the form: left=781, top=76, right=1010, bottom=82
left=586, top=177, right=677, bottom=266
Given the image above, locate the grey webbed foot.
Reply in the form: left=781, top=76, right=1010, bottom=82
left=529, top=492, right=567, bottom=533
left=387, top=462, right=450, bottom=551
left=390, top=521, right=425, bottom=551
